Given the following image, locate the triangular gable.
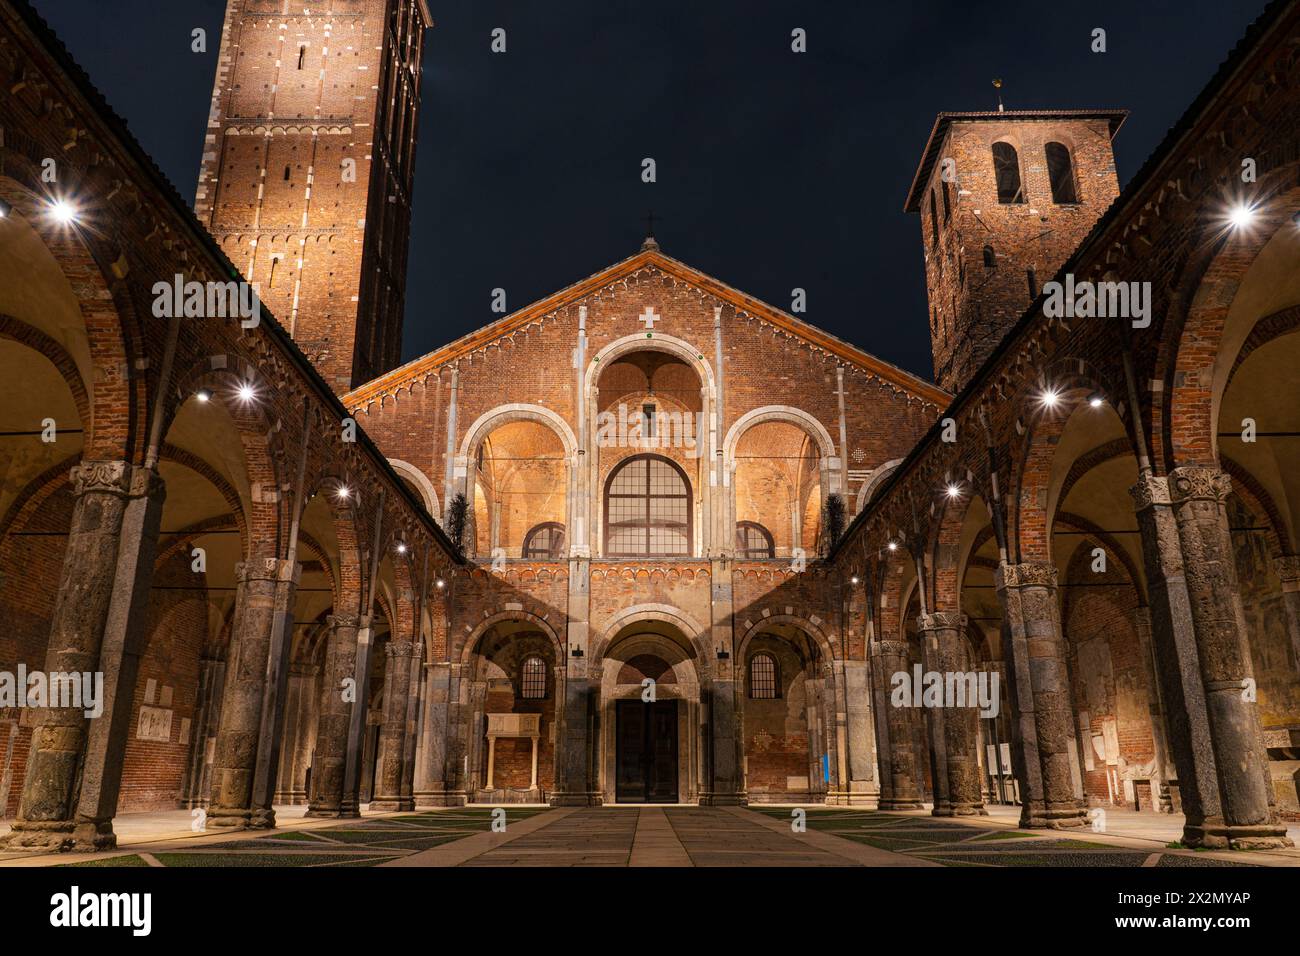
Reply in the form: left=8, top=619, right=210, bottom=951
left=346, top=247, right=951, bottom=409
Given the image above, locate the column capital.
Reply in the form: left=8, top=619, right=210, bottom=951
left=1129, top=473, right=1171, bottom=512
left=71, top=459, right=162, bottom=499
left=916, top=611, right=966, bottom=632
left=235, top=557, right=300, bottom=584
left=1167, top=466, right=1232, bottom=505
left=328, top=613, right=361, bottom=629
left=385, top=640, right=416, bottom=659
left=1271, top=554, right=1300, bottom=587
left=874, top=639, right=909, bottom=658
left=994, top=561, right=1057, bottom=591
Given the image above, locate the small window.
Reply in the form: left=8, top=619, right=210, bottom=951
left=735, top=521, right=775, bottom=559
left=642, top=403, right=656, bottom=440
left=283, top=165, right=291, bottom=181
left=941, top=180, right=952, bottom=221
left=522, top=522, right=566, bottom=560
left=992, top=142, right=1025, bottom=204
left=1045, top=142, right=1078, bottom=204
left=749, top=653, right=778, bottom=699
left=983, top=245, right=996, bottom=268
left=267, top=257, right=280, bottom=289
left=521, top=657, right=546, bottom=699
left=928, top=190, right=939, bottom=247
left=297, top=46, right=306, bottom=70
left=1027, top=268, right=1038, bottom=300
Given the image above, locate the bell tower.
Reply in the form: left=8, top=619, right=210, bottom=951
left=195, top=0, right=433, bottom=393
left=905, top=109, right=1126, bottom=393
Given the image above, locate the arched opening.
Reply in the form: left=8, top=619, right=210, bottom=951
left=731, top=418, right=828, bottom=558
left=992, top=142, right=1025, bottom=205
left=467, top=418, right=567, bottom=560
left=1045, top=142, right=1078, bottom=204
left=604, top=454, right=691, bottom=557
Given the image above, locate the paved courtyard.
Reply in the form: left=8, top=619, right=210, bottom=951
left=2, top=805, right=1298, bottom=868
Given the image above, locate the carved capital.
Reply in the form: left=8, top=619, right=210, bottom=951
left=916, top=611, right=965, bottom=632
left=874, top=639, right=910, bottom=659
left=70, top=459, right=132, bottom=497
left=385, top=640, right=415, bottom=659
left=1168, top=466, right=1231, bottom=505
left=235, top=557, right=295, bottom=584
left=328, top=613, right=360, bottom=630
left=1273, top=554, right=1300, bottom=587
left=995, top=561, right=1058, bottom=591
left=1129, top=474, right=1171, bottom=512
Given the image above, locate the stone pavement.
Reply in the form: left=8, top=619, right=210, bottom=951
left=1, top=803, right=1298, bottom=868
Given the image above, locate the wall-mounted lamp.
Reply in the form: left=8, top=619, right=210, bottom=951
left=716, top=648, right=730, bottom=660
left=571, top=645, right=584, bottom=658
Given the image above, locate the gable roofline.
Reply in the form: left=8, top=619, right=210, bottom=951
left=903, top=109, right=1129, bottom=213
left=346, top=247, right=952, bottom=409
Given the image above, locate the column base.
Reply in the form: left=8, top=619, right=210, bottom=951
left=303, top=806, right=346, bottom=818
left=369, top=797, right=415, bottom=812
left=247, top=808, right=277, bottom=829
left=0, top=820, right=79, bottom=852
left=878, top=798, right=925, bottom=810
left=206, top=806, right=254, bottom=829
left=948, top=800, right=989, bottom=816
left=1020, top=805, right=1088, bottom=829
left=1182, top=821, right=1295, bottom=850
left=824, top=790, right=880, bottom=808
left=548, top=792, right=603, bottom=807
left=415, top=790, right=467, bottom=808
left=697, top=792, right=747, bottom=807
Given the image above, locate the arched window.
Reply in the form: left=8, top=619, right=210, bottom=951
left=1045, top=142, right=1078, bottom=204
left=991, top=142, right=1024, bottom=204
left=522, top=522, right=566, bottom=559
left=297, top=45, right=306, bottom=70
left=941, top=179, right=952, bottom=221
left=604, top=454, right=691, bottom=556
left=749, top=653, right=779, bottom=699
left=520, top=656, right=546, bottom=699
left=928, top=190, right=939, bottom=246
left=735, top=521, right=775, bottom=559
left=983, top=244, right=996, bottom=268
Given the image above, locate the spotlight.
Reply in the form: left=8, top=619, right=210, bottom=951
left=1229, top=203, right=1256, bottom=229
left=395, top=542, right=407, bottom=554
left=850, top=575, right=860, bottom=585
left=887, top=541, right=899, bottom=552
left=946, top=483, right=962, bottom=500
left=236, top=382, right=256, bottom=403
left=48, top=199, right=78, bottom=224
left=0, top=198, right=11, bottom=218
left=195, top=387, right=212, bottom=403
left=1088, top=392, right=1105, bottom=408
left=1039, top=387, right=1061, bottom=409
left=435, top=578, right=446, bottom=589
left=335, top=485, right=351, bottom=500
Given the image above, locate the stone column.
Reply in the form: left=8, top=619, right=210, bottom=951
left=2, top=460, right=164, bottom=852
left=399, top=644, right=423, bottom=807
left=372, top=640, right=416, bottom=810
left=306, top=614, right=359, bottom=817
left=700, top=555, right=744, bottom=805
left=275, top=661, right=318, bottom=804
left=827, top=660, right=879, bottom=806
left=994, top=562, right=1085, bottom=828
left=413, top=661, right=458, bottom=806
left=873, top=639, right=924, bottom=809
left=339, top=615, right=378, bottom=816
left=1131, top=606, right=1175, bottom=812
left=916, top=620, right=950, bottom=815
left=917, top=612, right=987, bottom=816
left=184, top=656, right=226, bottom=808
left=206, top=558, right=297, bottom=828
left=1132, top=469, right=1290, bottom=848
left=552, top=555, right=597, bottom=805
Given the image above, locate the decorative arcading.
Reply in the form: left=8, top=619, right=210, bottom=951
left=1167, top=466, right=1232, bottom=505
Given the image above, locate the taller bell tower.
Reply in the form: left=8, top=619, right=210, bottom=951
left=195, top=0, right=432, bottom=393
left=905, top=109, right=1126, bottom=393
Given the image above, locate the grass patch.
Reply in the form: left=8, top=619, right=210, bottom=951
left=60, top=854, right=150, bottom=867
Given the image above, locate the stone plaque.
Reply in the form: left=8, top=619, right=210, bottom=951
left=137, top=705, right=172, bottom=742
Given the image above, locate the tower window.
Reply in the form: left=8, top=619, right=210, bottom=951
left=928, top=189, right=939, bottom=247
left=521, top=657, right=546, bottom=699
left=1027, top=268, right=1038, bottom=300
left=1045, top=142, right=1078, bottom=204
left=941, top=180, right=952, bottom=221
left=983, top=245, right=996, bottom=268
left=267, top=257, right=281, bottom=290
left=749, top=653, right=779, bottom=699
left=283, top=165, right=291, bottom=181
left=297, top=46, right=306, bottom=70
left=992, top=142, right=1025, bottom=204
left=735, top=521, right=775, bottom=559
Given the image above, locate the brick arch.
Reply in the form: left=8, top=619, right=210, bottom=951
left=165, top=355, right=289, bottom=562
left=736, top=613, right=835, bottom=668
left=460, top=610, right=566, bottom=667
left=855, top=458, right=904, bottom=513
left=0, top=313, right=91, bottom=432
left=586, top=332, right=716, bottom=397
left=1007, top=362, right=1135, bottom=564
left=927, top=474, right=990, bottom=614
left=590, top=603, right=711, bottom=667
left=387, top=457, right=440, bottom=518
left=723, top=405, right=837, bottom=464
left=0, top=177, right=140, bottom=460
left=1162, top=182, right=1300, bottom=470
left=0, top=453, right=79, bottom=539
left=1054, top=512, right=1147, bottom=605
left=457, top=403, right=578, bottom=461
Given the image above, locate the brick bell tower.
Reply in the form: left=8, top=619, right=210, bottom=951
left=195, top=0, right=432, bottom=393
left=905, top=109, right=1127, bottom=393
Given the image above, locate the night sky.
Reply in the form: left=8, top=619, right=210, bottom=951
left=30, top=0, right=1270, bottom=381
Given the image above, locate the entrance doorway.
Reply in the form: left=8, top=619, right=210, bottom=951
left=615, top=699, right=678, bottom=802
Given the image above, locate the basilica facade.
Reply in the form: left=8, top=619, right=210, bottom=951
left=1, top=0, right=1298, bottom=854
